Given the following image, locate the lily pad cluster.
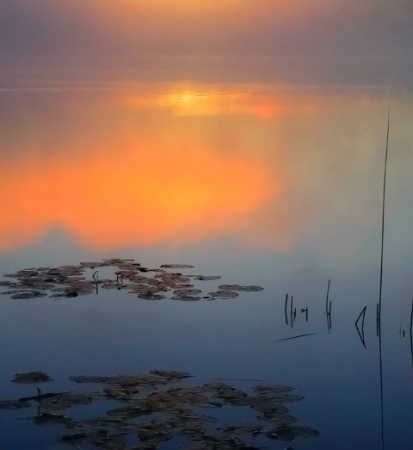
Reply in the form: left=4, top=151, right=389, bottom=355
left=12, top=371, right=51, bottom=384
left=0, top=258, right=263, bottom=302
left=0, top=370, right=319, bottom=449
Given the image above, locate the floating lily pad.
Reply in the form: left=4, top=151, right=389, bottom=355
left=40, top=393, right=96, bottom=411
left=172, top=296, right=201, bottom=301
left=12, top=371, right=51, bottom=384
left=11, top=291, right=47, bottom=300
left=173, top=288, right=202, bottom=296
left=150, top=369, right=192, bottom=380
left=68, top=375, right=111, bottom=384
left=60, top=431, right=89, bottom=442
left=137, top=423, right=173, bottom=443
left=106, top=402, right=154, bottom=418
left=218, top=284, right=264, bottom=292
left=1, top=369, right=318, bottom=450
left=1, top=258, right=264, bottom=306
left=1, top=290, right=26, bottom=295
left=29, top=412, right=76, bottom=426
left=160, top=264, right=194, bottom=269
left=192, top=275, right=222, bottom=281
left=219, top=422, right=263, bottom=434
left=80, top=261, right=104, bottom=268
left=266, top=422, right=320, bottom=441
left=138, top=293, right=166, bottom=300
left=0, top=400, right=31, bottom=409
left=252, top=391, right=305, bottom=403
left=253, top=385, right=295, bottom=394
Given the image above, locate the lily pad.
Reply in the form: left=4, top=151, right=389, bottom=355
left=173, top=289, right=202, bottom=296
left=219, top=422, right=263, bottom=434
left=60, top=431, right=89, bottom=442
left=172, top=296, right=201, bottom=301
left=40, top=393, right=95, bottom=410
left=11, top=291, right=47, bottom=300
left=138, top=293, right=166, bottom=300
left=1, top=258, right=265, bottom=304
left=253, top=385, right=295, bottom=394
left=12, top=371, right=51, bottom=384
left=68, top=375, right=111, bottom=384
left=1, top=369, right=318, bottom=449
left=137, top=423, right=174, bottom=443
left=0, top=400, right=31, bottom=409
left=150, top=369, right=192, bottom=380
left=218, top=284, right=264, bottom=292
left=160, top=264, right=194, bottom=269
left=266, top=423, right=320, bottom=441
left=29, top=412, right=76, bottom=426
left=192, top=275, right=222, bottom=281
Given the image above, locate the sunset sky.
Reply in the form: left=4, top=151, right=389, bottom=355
left=1, top=0, right=412, bottom=85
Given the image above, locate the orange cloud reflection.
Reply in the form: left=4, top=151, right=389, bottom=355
left=0, top=144, right=276, bottom=251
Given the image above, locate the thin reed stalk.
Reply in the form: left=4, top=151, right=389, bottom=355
left=378, top=105, right=390, bottom=331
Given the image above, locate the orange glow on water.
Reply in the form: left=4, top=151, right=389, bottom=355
left=124, top=84, right=285, bottom=118
left=1, top=82, right=383, bottom=256
left=0, top=143, right=276, bottom=251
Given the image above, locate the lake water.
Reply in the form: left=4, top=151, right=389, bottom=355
left=0, top=79, right=413, bottom=449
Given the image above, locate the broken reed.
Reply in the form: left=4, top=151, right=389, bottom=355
left=284, top=293, right=289, bottom=325
left=355, top=306, right=367, bottom=329
left=326, top=279, right=332, bottom=331
left=355, top=306, right=367, bottom=348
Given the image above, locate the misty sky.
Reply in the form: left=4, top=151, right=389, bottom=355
left=0, top=0, right=412, bottom=84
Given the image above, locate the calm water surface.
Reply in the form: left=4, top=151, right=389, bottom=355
left=0, top=79, right=413, bottom=449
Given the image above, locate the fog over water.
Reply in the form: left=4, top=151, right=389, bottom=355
left=0, top=2, right=413, bottom=450
left=1, top=0, right=412, bottom=86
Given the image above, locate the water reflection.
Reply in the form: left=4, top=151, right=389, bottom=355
left=355, top=306, right=367, bottom=348
left=1, top=82, right=413, bottom=450
left=1, top=83, right=412, bottom=264
left=125, top=84, right=285, bottom=118
left=0, top=141, right=274, bottom=251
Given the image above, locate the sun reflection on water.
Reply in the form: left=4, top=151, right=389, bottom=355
left=0, top=138, right=276, bottom=251
left=1, top=83, right=410, bottom=261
